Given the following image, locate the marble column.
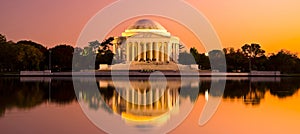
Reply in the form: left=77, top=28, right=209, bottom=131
left=171, top=43, right=175, bottom=61
left=152, top=43, right=155, bottom=61
left=164, top=43, right=168, bottom=61
left=138, top=42, right=143, bottom=61
left=174, top=43, right=178, bottom=62
left=177, top=43, right=179, bottom=62
left=167, top=43, right=171, bottom=62
left=161, top=43, right=165, bottom=62
left=126, top=43, right=130, bottom=62
left=131, top=43, right=135, bottom=61
left=134, top=43, right=138, bottom=61
left=149, top=43, right=153, bottom=60
left=143, top=43, right=146, bottom=60
left=155, top=43, right=159, bottom=61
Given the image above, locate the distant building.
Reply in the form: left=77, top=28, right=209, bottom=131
left=111, top=19, right=180, bottom=63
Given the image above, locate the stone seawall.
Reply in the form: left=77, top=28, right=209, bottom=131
left=17, top=70, right=282, bottom=77
left=20, top=70, right=52, bottom=76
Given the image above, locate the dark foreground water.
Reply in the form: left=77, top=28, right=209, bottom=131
left=0, top=77, right=299, bottom=134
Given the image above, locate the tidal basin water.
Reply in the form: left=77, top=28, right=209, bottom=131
left=0, top=77, right=300, bottom=134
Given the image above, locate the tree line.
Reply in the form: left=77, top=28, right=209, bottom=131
left=0, top=34, right=116, bottom=72
left=1, top=33, right=300, bottom=73
left=0, top=34, right=74, bottom=72
left=180, top=43, right=300, bottom=73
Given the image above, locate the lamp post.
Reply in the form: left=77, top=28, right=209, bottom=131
left=49, top=50, right=52, bottom=71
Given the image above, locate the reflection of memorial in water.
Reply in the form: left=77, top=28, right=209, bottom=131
left=98, top=80, right=180, bottom=125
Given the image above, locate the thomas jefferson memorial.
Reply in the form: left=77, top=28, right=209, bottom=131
left=112, top=19, right=180, bottom=63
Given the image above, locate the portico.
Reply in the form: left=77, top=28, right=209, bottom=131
left=125, top=40, right=180, bottom=62
left=112, top=19, right=180, bottom=63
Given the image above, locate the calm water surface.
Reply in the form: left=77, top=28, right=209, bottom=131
left=0, top=77, right=299, bottom=134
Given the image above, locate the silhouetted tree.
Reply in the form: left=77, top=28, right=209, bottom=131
left=50, top=45, right=74, bottom=71
left=17, top=40, right=48, bottom=70
left=88, top=37, right=114, bottom=53
left=80, top=37, right=116, bottom=70
left=96, top=50, right=114, bottom=67
left=0, top=34, right=6, bottom=44
left=242, top=43, right=265, bottom=71
left=0, top=37, right=47, bottom=71
left=199, top=54, right=210, bottom=70
left=17, top=44, right=44, bottom=71
left=190, top=47, right=199, bottom=63
left=95, top=37, right=115, bottom=68
left=268, top=50, right=300, bottom=73
left=189, top=47, right=210, bottom=69
left=242, top=43, right=265, bottom=58
left=224, top=48, right=248, bottom=72
left=0, top=41, right=18, bottom=72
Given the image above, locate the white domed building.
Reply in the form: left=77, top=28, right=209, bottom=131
left=112, top=19, right=180, bottom=63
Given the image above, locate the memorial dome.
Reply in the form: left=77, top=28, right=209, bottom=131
left=127, top=19, right=166, bottom=30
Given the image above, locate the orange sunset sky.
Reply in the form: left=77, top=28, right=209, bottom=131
left=1, top=0, right=300, bottom=54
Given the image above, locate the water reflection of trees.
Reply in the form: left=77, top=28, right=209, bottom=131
left=198, top=78, right=300, bottom=105
left=50, top=79, right=76, bottom=104
left=1, top=77, right=300, bottom=117
left=0, top=78, right=76, bottom=117
left=269, top=78, right=300, bottom=98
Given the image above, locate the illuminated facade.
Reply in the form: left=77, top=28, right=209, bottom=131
left=112, top=19, right=180, bottom=63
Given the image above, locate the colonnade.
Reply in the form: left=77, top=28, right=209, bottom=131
left=126, top=41, right=179, bottom=62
